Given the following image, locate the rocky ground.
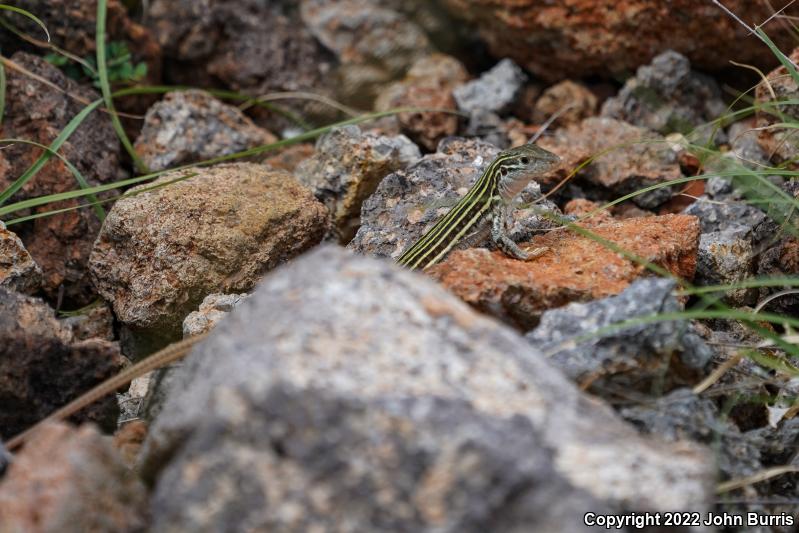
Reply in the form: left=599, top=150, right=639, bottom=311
left=1, top=1, right=799, bottom=532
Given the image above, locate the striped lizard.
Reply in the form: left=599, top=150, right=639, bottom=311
left=397, top=142, right=561, bottom=270
left=6, top=143, right=560, bottom=450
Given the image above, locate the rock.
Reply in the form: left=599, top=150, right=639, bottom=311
left=437, top=0, right=799, bottom=82
left=756, top=47, right=799, bottom=164
left=0, top=221, right=41, bottom=294
left=696, top=229, right=757, bottom=306
left=349, top=137, right=554, bottom=261
left=183, top=293, right=250, bottom=338
left=260, top=143, right=316, bottom=173
left=0, top=52, right=123, bottom=306
left=683, top=197, right=767, bottom=237
left=134, top=90, right=277, bottom=172
left=601, top=50, right=727, bottom=140
left=427, top=214, right=700, bottom=330
left=140, top=247, right=712, bottom=529
left=452, top=59, right=527, bottom=115
left=725, top=118, right=771, bottom=171
left=538, top=117, right=682, bottom=208
left=0, top=422, right=147, bottom=532
left=533, top=80, right=597, bottom=128
left=60, top=302, right=116, bottom=342
left=0, top=288, right=126, bottom=440
left=462, top=109, right=510, bottom=149
left=756, top=236, right=799, bottom=315
left=295, top=125, right=421, bottom=242
left=0, top=0, right=161, bottom=86
left=89, top=163, right=328, bottom=343
left=301, top=0, right=432, bottom=107
left=375, top=54, right=469, bottom=151
left=620, top=389, right=763, bottom=479
left=147, top=0, right=334, bottom=130
left=527, top=278, right=713, bottom=392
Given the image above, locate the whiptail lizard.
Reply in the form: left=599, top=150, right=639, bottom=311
left=397, top=142, right=561, bottom=270
left=6, top=142, right=560, bottom=451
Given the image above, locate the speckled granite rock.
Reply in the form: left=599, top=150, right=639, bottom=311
left=756, top=47, right=799, bottom=165
left=452, top=59, right=527, bottom=115
left=301, top=0, right=431, bottom=107
left=527, top=278, right=713, bottom=392
left=295, top=125, right=420, bottom=242
left=696, top=226, right=757, bottom=306
left=0, top=52, right=123, bottom=306
left=0, top=221, right=41, bottom=295
left=89, top=163, right=328, bottom=341
left=427, top=214, right=700, bottom=330
left=348, top=137, right=560, bottom=261
left=375, top=54, right=469, bottom=150
left=0, top=288, right=125, bottom=440
left=437, top=0, right=799, bottom=82
left=183, top=293, right=250, bottom=338
left=140, top=246, right=712, bottom=530
left=601, top=50, right=726, bottom=140
left=134, top=90, right=277, bottom=171
left=0, top=422, right=147, bottom=532
left=537, top=117, right=682, bottom=207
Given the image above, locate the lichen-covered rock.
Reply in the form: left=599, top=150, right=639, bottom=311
left=527, top=278, right=713, bottom=392
left=349, top=137, right=557, bottom=261
left=295, top=125, right=420, bottom=242
left=140, top=247, right=712, bottom=530
left=620, top=389, right=763, bottom=479
left=301, top=0, right=432, bottom=107
left=0, top=422, right=147, bottom=532
left=0, top=288, right=125, bottom=439
left=89, top=163, right=328, bottom=339
left=533, top=80, right=597, bottom=128
left=134, top=90, right=277, bottom=171
left=427, top=214, right=700, bottom=330
left=452, top=59, right=527, bottom=115
left=375, top=54, right=469, bottom=150
left=0, top=221, right=41, bottom=295
left=0, top=52, right=123, bottom=306
left=601, top=50, right=726, bottom=140
left=183, top=293, right=250, bottom=338
left=537, top=117, right=682, bottom=207
left=438, top=0, right=799, bottom=82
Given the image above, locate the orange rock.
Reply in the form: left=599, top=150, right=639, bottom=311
left=427, top=214, right=699, bottom=329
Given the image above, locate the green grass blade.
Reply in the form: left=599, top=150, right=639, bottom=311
left=95, top=0, right=147, bottom=174
left=0, top=4, right=49, bottom=41
left=756, top=27, right=799, bottom=86
left=0, top=138, right=105, bottom=220
left=0, top=98, right=102, bottom=205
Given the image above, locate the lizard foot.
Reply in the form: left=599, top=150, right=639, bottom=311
left=521, top=245, right=550, bottom=261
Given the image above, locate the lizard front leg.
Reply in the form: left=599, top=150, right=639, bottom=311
left=491, top=205, right=549, bottom=261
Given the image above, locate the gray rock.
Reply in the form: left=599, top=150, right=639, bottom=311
left=683, top=197, right=766, bottom=238
left=0, top=288, right=126, bottom=439
left=89, top=163, right=328, bottom=346
left=601, top=50, right=727, bottom=142
left=696, top=227, right=757, bottom=306
left=453, top=59, right=527, bottom=115
left=620, top=389, right=763, bottom=479
left=140, top=246, right=713, bottom=531
left=527, top=278, right=713, bottom=392
left=295, top=125, right=420, bottom=242
left=349, top=137, right=553, bottom=260
left=134, top=90, right=277, bottom=172
left=183, top=293, right=251, bottom=338
left=462, top=109, right=509, bottom=149
left=0, top=221, right=41, bottom=295
left=0, top=422, right=147, bottom=532
left=726, top=119, right=771, bottom=170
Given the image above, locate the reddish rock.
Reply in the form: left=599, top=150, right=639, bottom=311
left=0, top=53, right=124, bottom=306
left=0, top=288, right=126, bottom=440
left=0, top=221, right=41, bottom=295
left=438, top=0, right=799, bottom=82
left=538, top=117, right=682, bottom=208
left=533, top=80, right=597, bottom=128
left=375, top=54, right=468, bottom=150
left=562, top=198, right=614, bottom=224
left=261, top=144, right=316, bottom=172
left=0, top=422, right=147, bottom=532
left=756, top=47, right=799, bottom=164
left=427, top=214, right=699, bottom=329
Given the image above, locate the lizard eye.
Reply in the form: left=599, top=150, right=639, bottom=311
left=520, top=157, right=529, bottom=165
left=500, top=167, right=508, bottom=176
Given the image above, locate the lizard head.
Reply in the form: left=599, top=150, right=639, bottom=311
left=494, top=143, right=561, bottom=200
